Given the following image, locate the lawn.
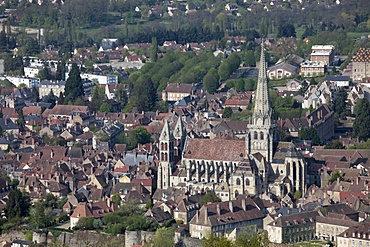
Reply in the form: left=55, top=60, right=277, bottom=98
left=347, top=32, right=370, bottom=39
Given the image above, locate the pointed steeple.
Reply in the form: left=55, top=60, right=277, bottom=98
left=252, top=42, right=272, bottom=126
left=173, top=116, right=185, bottom=139
left=160, top=120, right=171, bottom=141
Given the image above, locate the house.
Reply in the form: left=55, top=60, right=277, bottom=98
left=352, top=48, right=370, bottom=81
left=300, top=61, right=326, bottom=77
left=162, top=83, right=194, bottom=102
left=42, top=105, right=90, bottom=120
left=189, top=197, right=264, bottom=239
left=305, top=104, right=335, bottom=142
left=347, top=84, right=370, bottom=113
left=310, top=45, right=335, bottom=65
left=337, top=222, right=370, bottom=247
left=285, top=78, right=303, bottom=91
left=267, top=211, right=319, bottom=244
left=70, top=199, right=117, bottom=229
left=224, top=92, right=252, bottom=111
left=39, top=80, right=66, bottom=99
left=0, top=118, right=19, bottom=135
left=267, top=62, right=298, bottom=79
left=325, top=75, right=350, bottom=88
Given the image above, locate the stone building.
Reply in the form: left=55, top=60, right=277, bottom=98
left=158, top=44, right=307, bottom=200
left=352, top=48, right=370, bottom=81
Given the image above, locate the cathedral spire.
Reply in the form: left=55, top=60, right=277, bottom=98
left=252, top=42, right=272, bottom=126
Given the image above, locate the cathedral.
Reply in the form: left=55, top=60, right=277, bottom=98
left=157, top=44, right=307, bottom=200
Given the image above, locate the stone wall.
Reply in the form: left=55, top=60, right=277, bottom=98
left=124, top=230, right=155, bottom=247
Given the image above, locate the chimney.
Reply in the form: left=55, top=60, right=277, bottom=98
left=217, top=204, right=221, bottom=215
left=204, top=207, right=208, bottom=224
left=242, top=199, right=246, bottom=211
left=107, top=198, right=111, bottom=208
left=229, top=201, right=233, bottom=213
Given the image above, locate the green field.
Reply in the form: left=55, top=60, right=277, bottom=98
left=347, top=32, right=369, bottom=39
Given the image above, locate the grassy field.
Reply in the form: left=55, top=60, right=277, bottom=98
left=347, top=32, right=369, bottom=39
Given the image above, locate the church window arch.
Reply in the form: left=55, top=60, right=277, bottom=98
left=164, top=153, right=168, bottom=161
left=161, top=142, right=164, bottom=150
left=254, top=131, right=258, bottom=140
left=164, top=143, right=168, bottom=150
left=236, top=178, right=241, bottom=185
left=245, top=178, right=250, bottom=186
left=161, top=153, right=164, bottom=160
left=260, top=132, right=264, bottom=140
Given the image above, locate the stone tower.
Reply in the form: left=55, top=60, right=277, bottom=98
left=158, top=120, right=173, bottom=189
left=246, top=43, right=276, bottom=163
left=158, top=117, right=186, bottom=189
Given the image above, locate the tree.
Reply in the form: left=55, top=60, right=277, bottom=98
left=235, top=230, right=270, bottom=247
left=200, top=190, right=221, bottom=205
left=43, top=90, right=56, bottom=108
left=223, top=107, right=233, bottom=118
left=203, top=68, right=220, bottom=94
left=111, top=193, right=121, bottom=206
left=115, top=85, right=128, bottom=109
left=99, top=102, right=112, bottom=112
left=277, top=22, right=296, bottom=38
left=5, top=189, right=29, bottom=220
left=91, top=86, right=105, bottom=111
left=202, top=234, right=234, bottom=247
left=17, top=108, right=25, bottom=128
left=37, top=64, right=52, bottom=80
left=299, top=127, right=320, bottom=145
left=153, top=227, right=174, bottom=247
left=353, top=99, right=370, bottom=141
left=325, top=140, right=345, bottom=149
left=131, top=76, right=156, bottom=112
left=328, top=171, right=344, bottom=185
left=334, top=88, right=348, bottom=117
left=235, top=78, right=245, bottom=92
left=74, top=217, right=95, bottom=230
left=294, top=190, right=302, bottom=200
left=150, top=37, right=158, bottom=62
left=64, top=63, right=84, bottom=104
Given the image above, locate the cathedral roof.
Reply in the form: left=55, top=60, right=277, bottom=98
left=183, top=138, right=246, bottom=161
left=272, top=142, right=302, bottom=164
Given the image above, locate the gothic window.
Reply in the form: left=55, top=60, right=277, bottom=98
left=254, top=131, right=258, bottom=140
left=161, top=153, right=164, bottom=160
left=245, top=178, right=250, bottom=186
left=164, top=143, right=168, bottom=150
left=161, top=142, right=164, bottom=150
left=260, top=132, right=264, bottom=140
left=236, top=178, right=241, bottom=185
left=164, top=153, right=168, bottom=161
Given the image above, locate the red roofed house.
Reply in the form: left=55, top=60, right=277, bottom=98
left=162, top=83, right=194, bottom=102
left=70, top=199, right=117, bottom=229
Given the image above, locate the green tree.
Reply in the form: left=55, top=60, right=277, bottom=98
left=64, top=63, right=84, bottom=104
left=325, top=140, right=345, bottom=149
left=235, top=230, right=269, bottom=247
left=44, top=90, right=56, bottom=108
left=200, top=190, right=221, bottom=205
left=74, top=217, right=95, bottom=230
left=235, top=78, right=245, bottom=92
left=150, top=37, right=158, bottom=62
left=299, top=127, right=320, bottom=145
left=115, top=85, right=128, bottom=109
left=5, top=189, right=29, bottom=220
left=91, top=86, right=105, bottom=111
left=334, top=88, right=348, bottom=117
left=131, top=76, right=156, bottom=112
left=203, top=68, right=220, bottom=94
left=353, top=99, right=370, bottom=141
left=294, top=190, right=302, bottom=200
left=37, top=64, right=52, bottom=80
left=277, top=22, right=296, bottom=38
left=223, top=107, right=233, bottom=118
left=99, top=102, right=112, bottom=112
left=202, top=234, right=234, bottom=247
left=111, top=193, right=121, bottom=206
left=17, top=109, right=25, bottom=128
left=328, top=171, right=344, bottom=185
left=153, top=227, right=174, bottom=247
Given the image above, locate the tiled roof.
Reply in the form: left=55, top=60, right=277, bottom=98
left=183, top=138, right=246, bottom=161
left=164, top=83, right=193, bottom=94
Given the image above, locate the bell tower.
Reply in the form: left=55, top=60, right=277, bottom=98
left=246, top=43, right=276, bottom=163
